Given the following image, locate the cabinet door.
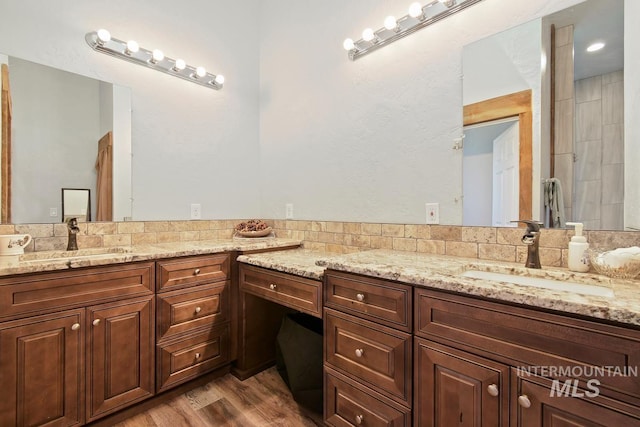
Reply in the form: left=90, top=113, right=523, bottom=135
left=414, top=338, right=509, bottom=427
left=0, top=309, right=84, bottom=427
left=86, top=296, right=154, bottom=422
left=512, top=371, right=640, bottom=427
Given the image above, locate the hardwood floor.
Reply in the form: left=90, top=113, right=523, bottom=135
left=112, top=367, right=323, bottom=427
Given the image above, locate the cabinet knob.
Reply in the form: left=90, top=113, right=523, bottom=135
left=269, top=283, right=277, bottom=290
left=194, top=268, right=201, bottom=275
left=195, top=353, right=201, bottom=360
left=355, top=414, right=364, bottom=425
left=355, top=348, right=364, bottom=358
left=518, top=395, right=531, bottom=409
left=71, top=323, right=80, bottom=331
left=92, top=319, right=101, bottom=326
left=195, top=306, right=202, bottom=314
left=356, top=293, right=365, bottom=302
left=487, top=384, right=499, bottom=397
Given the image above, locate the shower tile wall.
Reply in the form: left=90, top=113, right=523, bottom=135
left=574, top=70, right=624, bottom=230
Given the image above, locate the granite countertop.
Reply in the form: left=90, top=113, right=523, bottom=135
left=0, top=237, right=302, bottom=277
left=238, top=248, right=640, bottom=326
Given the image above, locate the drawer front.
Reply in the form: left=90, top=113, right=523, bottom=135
left=324, top=270, right=411, bottom=332
left=0, top=262, right=154, bottom=320
left=415, top=288, right=640, bottom=402
left=156, top=324, right=229, bottom=392
left=157, top=282, right=229, bottom=342
left=325, top=367, right=411, bottom=427
left=157, top=254, right=229, bottom=292
left=325, top=308, right=412, bottom=405
left=239, top=264, right=321, bottom=318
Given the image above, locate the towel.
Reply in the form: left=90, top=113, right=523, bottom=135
left=543, top=178, right=566, bottom=228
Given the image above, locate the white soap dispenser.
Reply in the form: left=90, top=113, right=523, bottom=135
left=566, top=222, right=589, bottom=272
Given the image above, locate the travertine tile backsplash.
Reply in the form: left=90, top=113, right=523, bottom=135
left=2, top=219, right=638, bottom=268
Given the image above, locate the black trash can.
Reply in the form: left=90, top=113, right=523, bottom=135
left=276, top=312, right=323, bottom=414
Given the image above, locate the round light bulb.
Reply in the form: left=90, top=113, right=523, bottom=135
left=362, top=28, right=375, bottom=42
left=409, top=2, right=423, bottom=18
left=126, top=40, right=139, bottom=54
left=174, top=59, right=186, bottom=70
left=152, top=49, right=164, bottom=62
left=343, top=38, right=355, bottom=51
left=586, top=42, right=605, bottom=52
left=384, top=16, right=397, bottom=31
left=196, top=66, right=206, bottom=78
left=97, top=29, right=111, bottom=44
left=214, top=74, right=225, bottom=85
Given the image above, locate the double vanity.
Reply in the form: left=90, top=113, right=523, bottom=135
left=0, top=238, right=639, bottom=426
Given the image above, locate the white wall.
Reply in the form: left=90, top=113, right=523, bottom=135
left=0, top=0, right=262, bottom=221
left=625, top=0, right=640, bottom=230
left=258, top=0, right=582, bottom=224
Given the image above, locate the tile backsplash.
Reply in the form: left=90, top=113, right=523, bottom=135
left=2, top=219, right=638, bottom=268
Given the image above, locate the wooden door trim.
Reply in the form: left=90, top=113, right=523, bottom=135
left=463, top=90, right=533, bottom=222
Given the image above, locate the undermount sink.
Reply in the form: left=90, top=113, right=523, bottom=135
left=20, top=246, right=133, bottom=262
left=460, top=270, right=614, bottom=298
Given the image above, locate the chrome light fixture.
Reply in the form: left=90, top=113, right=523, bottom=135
left=343, top=0, right=483, bottom=60
left=85, top=29, right=225, bottom=90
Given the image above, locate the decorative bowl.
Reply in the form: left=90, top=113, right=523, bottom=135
left=235, top=227, right=273, bottom=238
left=587, top=248, right=640, bottom=279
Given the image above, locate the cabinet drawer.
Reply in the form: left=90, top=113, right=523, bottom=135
left=325, top=308, right=411, bottom=406
left=157, top=254, right=229, bottom=292
left=415, top=288, right=640, bottom=403
left=325, top=367, right=410, bottom=427
left=156, top=324, right=230, bottom=392
left=324, top=270, right=411, bottom=332
left=0, top=262, right=154, bottom=320
left=157, top=282, right=229, bottom=342
left=239, top=264, right=321, bottom=318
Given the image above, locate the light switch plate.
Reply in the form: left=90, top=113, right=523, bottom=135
left=285, top=203, right=294, bottom=219
left=426, top=203, right=439, bottom=224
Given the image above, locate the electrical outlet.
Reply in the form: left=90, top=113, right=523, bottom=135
left=285, top=203, right=294, bottom=219
left=190, top=203, right=201, bottom=220
left=426, top=203, right=439, bottom=224
left=49, top=208, right=58, bottom=217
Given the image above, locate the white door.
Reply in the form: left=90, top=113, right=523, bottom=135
left=492, top=122, right=519, bottom=227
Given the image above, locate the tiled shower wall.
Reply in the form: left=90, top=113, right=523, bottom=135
left=2, top=220, right=638, bottom=269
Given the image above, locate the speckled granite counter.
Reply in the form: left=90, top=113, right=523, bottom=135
left=237, top=248, right=640, bottom=326
left=0, top=238, right=301, bottom=277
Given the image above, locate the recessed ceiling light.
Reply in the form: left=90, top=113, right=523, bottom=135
left=586, top=42, right=605, bottom=53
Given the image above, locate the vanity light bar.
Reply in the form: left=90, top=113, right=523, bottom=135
left=85, top=30, right=224, bottom=90
left=343, top=0, right=484, bottom=60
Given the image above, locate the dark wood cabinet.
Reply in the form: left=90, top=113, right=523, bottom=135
left=0, top=309, right=85, bottom=427
left=86, top=297, right=155, bottom=422
left=414, top=338, right=508, bottom=427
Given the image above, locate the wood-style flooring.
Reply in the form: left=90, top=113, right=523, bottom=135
left=112, top=367, right=323, bottom=427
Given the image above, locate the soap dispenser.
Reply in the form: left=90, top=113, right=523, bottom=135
left=566, top=222, right=589, bottom=272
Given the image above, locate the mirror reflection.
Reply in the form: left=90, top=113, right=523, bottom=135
left=462, top=0, right=627, bottom=230
left=62, top=188, right=91, bottom=222
left=0, top=54, right=132, bottom=224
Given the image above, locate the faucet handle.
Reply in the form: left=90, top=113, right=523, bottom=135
left=511, top=220, right=542, bottom=233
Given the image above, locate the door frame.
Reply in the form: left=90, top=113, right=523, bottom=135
left=463, top=90, right=533, bottom=222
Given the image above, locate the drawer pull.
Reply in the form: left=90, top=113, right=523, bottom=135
left=269, top=283, right=277, bottom=290
left=356, top=293, right=365, bottom=302
left=355, top=348, right=364, bottom=358
left=355, top=414, right=364, bottom=425
left=487, top=384, right=499, bottom=397
left=195, top=306, right=202, bottom=314
left=195, top=352, right=202, bottom=360
left=518, top=395, right=531, bottom=409
left=71, top=323, right=80, bottom=331
left=92, top=319, right=101, bottom=326
left=194, top=268, right=201, bottom=275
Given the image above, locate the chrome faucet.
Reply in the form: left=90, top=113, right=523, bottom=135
left=513, top=220, right=542, bottom=269
left=66, top=217, right=80, bottom=251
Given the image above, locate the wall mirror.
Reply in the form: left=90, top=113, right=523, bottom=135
left=0, top=54, right=132, bottom=224
left=461, top=0, right=628, bottom=230
left=62, top=188, right=91, bottom=222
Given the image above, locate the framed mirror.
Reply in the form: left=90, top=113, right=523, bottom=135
left=62, top=188, right=91, bottom=222
left=0, top=54, right=132, bottom=224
